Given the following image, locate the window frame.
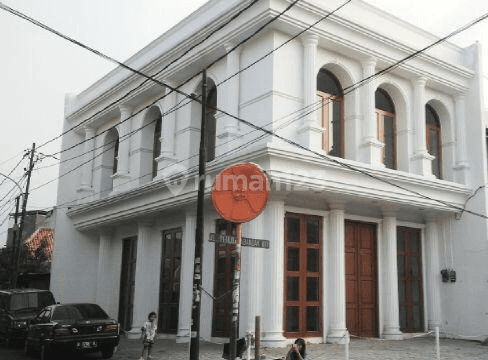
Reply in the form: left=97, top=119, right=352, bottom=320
left=283, top=213, right=322, bottom=338
left=376, top=108, right=396, bottom=169
left=425, top=105, right=442, bottom=179
left=318, top=91, right=344, bottom=158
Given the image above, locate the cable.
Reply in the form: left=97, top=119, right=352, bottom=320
left=0, top=152, right=27, bottom=188
left=32, top=0, right=262, bottom=151
left=7, top=2, right=488, bottom=219
left=2, top=0, right=299, bottom=171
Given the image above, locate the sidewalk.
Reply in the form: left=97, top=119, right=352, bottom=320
left=111, top=335, right=488, bottom=360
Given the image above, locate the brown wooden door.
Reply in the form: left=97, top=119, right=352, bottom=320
left=345, top=221, right=378, bottom=337
left=158, top=228, right=182, bottom=334
left=212, top=221, right=237, bottom=337
left=397, top=227, right=424, bottom=332
left=118, top=236, right=137, bottom=331
left=284, top=213, right=322, bottom=338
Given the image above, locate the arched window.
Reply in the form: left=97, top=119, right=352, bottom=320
left=205, top=83, right=217, bottom=162
left=375, top=89, right=396, bottom=169
left=152, top=118, right=161, bottom=179
left=426, top=105, right=442, bottom=179
left=317, top=69, right=344, bottom=157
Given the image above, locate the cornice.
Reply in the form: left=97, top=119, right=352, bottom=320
left=67, top=141, right=471, bottom=231
left=66, top=2, right=270, bottom=125
left=278, top=3, right=474, bottom=82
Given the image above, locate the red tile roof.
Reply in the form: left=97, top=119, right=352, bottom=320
left=23, top=228, right=53, bottom=262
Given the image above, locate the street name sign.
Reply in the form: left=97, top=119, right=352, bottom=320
left=209, top=233, right=270, bottom=249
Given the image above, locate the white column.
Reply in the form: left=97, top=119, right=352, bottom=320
left=156, top=87, right=178, bottom=176
left=261, top=200, right=286, bottom=347
left=112, top=105, right=132, bottom=192
left=241, top=213, right=265, bottom=336
left=78, top=126, right=96, bottom=193
left=96, top=229, right=112, bottom=311
left=411, top=77, right=434, bottom=177
left=128, top=220, right=157, bottom=340
left=360, top=57, right=383, bottom=166
left=328, top=204, right=347, bottom=344
left=298, top=34, right=323, bottom=151
left=217, top=43, right=241, bottom=155
left=381, top=212, right=403, bottom=340
left=177, top=211, right=196, bottom=343
left=425, top=218, right=441, bottom=330
left=454, top=94, right=470, bottom=184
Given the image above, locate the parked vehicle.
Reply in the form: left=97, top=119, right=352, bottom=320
left=0, top=289, right=56, bottom=346
left=24, top=303, right=119, bottom=359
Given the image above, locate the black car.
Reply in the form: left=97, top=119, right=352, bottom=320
left=0, top=289, right=56, bottom=346
left=25, top=303, right=119, bottom=359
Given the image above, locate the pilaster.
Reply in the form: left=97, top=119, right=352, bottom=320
left=453, top=94, right=470, bottom=185
left=260, top=200, right=286, bottom=347
left=177, top=211, right=197, bottom=343
left=425, top=217, right=441, bottom=330
left=155, top=88, right=178, bottom=179
left=128, top=220, right=156, bottom=340
left=96, top=229, right=112, bottom=311
left=411, top=77, right=434, bottom=177
left=217, top=43, right=241, bottom=154
left=359, top=57, right=383, bottom=166
left=327, top=203, right=347, bottom=344
left=77, top=126, right=96, bottom=198
left=112, top=105, right=133, bottom=193
left=298, top=34, right=323, bottom=151
left=381, top=209, right=402, bottom=340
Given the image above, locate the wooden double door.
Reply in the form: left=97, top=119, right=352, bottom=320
left=345, top=221, right=378, bottom=338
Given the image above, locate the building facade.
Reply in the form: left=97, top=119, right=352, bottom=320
left=51, top=0, right=488, bottom=345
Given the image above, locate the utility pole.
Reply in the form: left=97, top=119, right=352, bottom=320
left=12, top=143, right=36, bottom=289
left=9, top=195, right=21, bottom=286
left=189, top=71, right=207, bottom=360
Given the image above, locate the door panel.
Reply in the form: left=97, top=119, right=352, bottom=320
left=118, top=237, right=137, bottom=331
left=345, top=221, right=378, bottom=337
left=158, top=228, right=182, bottom=334
left=212, top=221, right=236, bottom=337
left=397, top=227, right=424, bottom=332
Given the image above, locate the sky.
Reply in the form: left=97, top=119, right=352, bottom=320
left=0, top=0, right=487, bottom=246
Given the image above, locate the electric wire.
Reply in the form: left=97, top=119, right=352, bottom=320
left=4, top=2, right=488, bottom=218
left=33, top=0, right=262, bottom=151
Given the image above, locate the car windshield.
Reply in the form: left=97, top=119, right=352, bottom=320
left=8, top=292, right=55, bottom=311
left=52, top=304, right=109, bottom=321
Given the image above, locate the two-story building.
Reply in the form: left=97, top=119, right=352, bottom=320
left=51, top=0, right=487, bottom=345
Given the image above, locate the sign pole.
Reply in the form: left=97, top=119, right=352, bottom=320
left=229, top=222, right=242, bottom=360
left=189, top=70, right=207, bottom=360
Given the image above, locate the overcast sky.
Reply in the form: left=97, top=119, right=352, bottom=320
left=0, top=0, right=487, bottom=245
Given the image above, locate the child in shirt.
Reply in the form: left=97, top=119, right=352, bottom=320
left=140, top=312, right=157, bottom=360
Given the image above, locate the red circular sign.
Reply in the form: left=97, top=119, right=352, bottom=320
left=211, top=163, right=270, bottom=223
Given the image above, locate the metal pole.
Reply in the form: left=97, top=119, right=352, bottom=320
left=12, top=143, right=35, bottom=289
left=230, top=223, right=243, bottom=360
left=255, top=316, right=260, bottom=360
left=189, top=71, right=207, bottom=360
left=10, top=195, right=21, bottom=286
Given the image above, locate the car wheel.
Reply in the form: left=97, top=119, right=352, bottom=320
left=101, top=346, right=116, bottom=359
left=40, top=343, right=50, bottom=360
left=24, top=340, right=33, bottom=357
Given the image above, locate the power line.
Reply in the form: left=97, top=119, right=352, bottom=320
left=1, top=0, right=299, bottom=169
left=32, top=0, right=261, bottom=151
left=4, top=2, right=487, bottom=219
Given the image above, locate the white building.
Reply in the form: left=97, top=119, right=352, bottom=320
left=51, top=0, right=488, bottom=345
